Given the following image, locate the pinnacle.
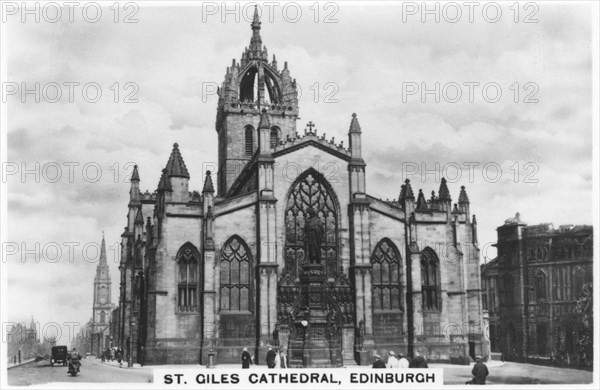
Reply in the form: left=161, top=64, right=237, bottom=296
left=258, top=108, right=271, bottom=129
left=157, top=168, right=172, bottom=192
left=349, top=113, right=361, bottom=133
left=438, top=177, right=451, bottom=201
left=131, top=165, right=140, bottom=182
left=404, top=179, right=415, bottom=199
left=165, top=143, right=190, bottom=178
left=203, top=170, right=215, bottom=194
left=459, top=185, right=470, bottom=204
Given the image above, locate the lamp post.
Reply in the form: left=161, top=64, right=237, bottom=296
left=128, top=321, right=135, bottom=367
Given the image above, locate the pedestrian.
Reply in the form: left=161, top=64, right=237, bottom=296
left=467, top=355, right=489, bottom=385
left=117, top=348, right=123, bottom=368
left=410, top=351, right=428, bottom=368
left=241, top=347, right=252, bottom=369
left=279, top=350, right=287, bottom=368
left=274, top=349, right=281, bottom=368
left=372, top=354, right=386, bottom=368
left=139, top=346, right=146, bottom=367
left=387, top=351, right=400, bottom=368
left=398, top=352, right=410, bottom=368
left=266, top=346, right=276, bottom=368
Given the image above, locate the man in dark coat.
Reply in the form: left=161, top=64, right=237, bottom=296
left=469, top=355, right=489, bottom=384
left=372, top=354, right=386, bottom=368
left=266, top=346, right=276, bottom=368
left=410, top=351, right=428, bottom=368
left=241, top=347, right=252, bottom=369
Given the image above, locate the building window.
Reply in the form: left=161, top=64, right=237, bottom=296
left=270, top=127, right=280, bottom=148
left=490, top=277, right=497, bottom=313
left=100, top=311, right=106, bottom=323
left=220, top=235, right=252, bottom=312
left=177, top=242, right=201, bottom=312
left=245, top=125, right=254, bottom=156
left=283, top=169, right=339, bottom=279
left=371, top=238, right=402, bottom=311
left=421, top=247, right=440, bottom=311
left=534, top=269, right=547, bottom=300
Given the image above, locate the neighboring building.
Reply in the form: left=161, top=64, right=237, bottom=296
left=89, top=234, right=115, bottom=356
left=6, top=317, right=38, bottom=364
left=113, top=9, right=486, bottom=365
left=481, top=213, right=593, bottom=365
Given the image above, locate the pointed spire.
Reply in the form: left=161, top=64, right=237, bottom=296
left=165, top=143, right=190, bottom=178
left=250, top=5, right=262, bottom=54
left=404, top=179, right=415, bottom=199
left=349, top=113, right=362, bottom=133
left=258, top=108, right=270, bottom=129
left=472, top=214, right=477, bottom=224
left=131, top=165, right=140, bottom=182
left=30, top=316, right=35, bottom=330
left=203, top=170, right=215, bottom=194
left=452, top=203, right=459, bottom=213
left=458, top=185, right=470, bottom=204
left=157, top=168, right=172, bottom=192
left=99, top=233, right=107, bottom=267
left=438, top=177, right=451, bottom=201
left=416, top=189, right=427, bottom=210
left=399, top=184, right=406, bottom=202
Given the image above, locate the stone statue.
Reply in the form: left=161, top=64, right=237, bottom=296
left=304, top=207, right=324, bottom=264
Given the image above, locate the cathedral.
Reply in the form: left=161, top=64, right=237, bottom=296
left=114, top=9, right=486, bottom=366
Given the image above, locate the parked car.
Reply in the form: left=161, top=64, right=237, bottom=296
left=50, top=346, right=68, bottom=366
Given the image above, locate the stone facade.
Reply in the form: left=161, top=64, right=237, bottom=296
left=481, top=214, right=593, bottom=365
left=114, top=9, right=486, bottom=366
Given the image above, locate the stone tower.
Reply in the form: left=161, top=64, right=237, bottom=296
left=92, top=233, right=113, bottom=351
left=215, top=6, right=299, bottom=195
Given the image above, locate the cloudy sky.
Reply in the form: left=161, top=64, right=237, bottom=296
left=2, top=2, right=595, bottom=343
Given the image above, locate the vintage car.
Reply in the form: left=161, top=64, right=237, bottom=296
left=50, top=346, right=68, bottom=366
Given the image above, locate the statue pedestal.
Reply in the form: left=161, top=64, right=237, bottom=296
left=291, top=264, right=334, bottom=368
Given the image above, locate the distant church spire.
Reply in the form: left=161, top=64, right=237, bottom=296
left=99, top=232, right=107, bottom=267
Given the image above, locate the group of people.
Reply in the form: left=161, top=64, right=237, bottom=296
left=240, top=346, right=288, bottom=369
left=372, top=350, right=425, bottom=368
left=373, top=351, right=489, bottom=385
left=101, top=347, right=125, bottom=366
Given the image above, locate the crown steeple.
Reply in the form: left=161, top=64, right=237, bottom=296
left=250, top=5, right=262, bottom=55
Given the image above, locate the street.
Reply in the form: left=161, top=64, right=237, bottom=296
left=7, top=358, right=593, bottom=386
left=440, top=361, right=593, bottom=385
left=7, top=357, right=153, bottom=386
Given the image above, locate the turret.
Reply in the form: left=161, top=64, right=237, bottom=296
left=458, top=185, right=470, bottom=220
left=348, top=113, right=362, bottom=159
left=401, top=179, right=415, bottom=214
left=348, top=113, right=366, bottom=198
left=128, top=165, right=141, bottom=207
left=165, top=143, right=190, bottom=203
left=438, top=177, right=451, bottom=214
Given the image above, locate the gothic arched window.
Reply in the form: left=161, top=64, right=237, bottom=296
left=220, top=236, right=252, bottom=311
left=177, top=242, right=201, bottom=312
left=270, top=127, right=280, bottom=148
left=534, top=269, right=547, bottom=300
left=371, top=239, right=402, bottom=311
left=245, top=125, right=254, bottom=156
left=100, top=311, right=106, bottom=323
left=284, top=169, right=339, bottom=279
left=421, top=248, right=440, bottom=311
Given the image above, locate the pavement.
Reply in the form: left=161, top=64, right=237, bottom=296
left=7, top=357, right=593, bottom=386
